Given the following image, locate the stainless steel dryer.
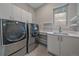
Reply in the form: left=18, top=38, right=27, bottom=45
left=0, top=19, right=27, bottom=56
left=27, top=23, right=39, bottom=53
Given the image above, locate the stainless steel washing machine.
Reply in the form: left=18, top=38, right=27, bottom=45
left=27, top=23, right=39, bottom=53
left=0, top=19, right=27, bottom=56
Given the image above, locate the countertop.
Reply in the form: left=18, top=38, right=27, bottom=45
left=39, top=31, right=79, bottom=38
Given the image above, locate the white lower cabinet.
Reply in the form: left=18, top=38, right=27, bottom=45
left=61, top=36, right=79, bottom=56
left=48, top=34, right=79, bottom=56
left=48, top=34, right=59, bottom=55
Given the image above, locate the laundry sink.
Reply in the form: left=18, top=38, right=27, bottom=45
left=53, top=32, right=68, bottom=36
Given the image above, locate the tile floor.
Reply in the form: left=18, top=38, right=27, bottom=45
left=26, top=44, right=51, bottom=56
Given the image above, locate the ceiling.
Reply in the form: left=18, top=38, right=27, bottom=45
left=28, top=3, right=44, bottom=9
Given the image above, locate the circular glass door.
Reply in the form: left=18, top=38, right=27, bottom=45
left=3, top=20, right=26, bottom=42
left=31, top=24, right=39, bottom=37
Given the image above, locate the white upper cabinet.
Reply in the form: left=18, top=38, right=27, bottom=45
left=22, top=9, right=28, bottom=23
left=12, top=5, right=22, bottom=21
left=0, top=4, right=13, bottom=19
left=22, top=10, right=32, bottom=23
left=0, top=4, right=32, bottom=22
left=27, top=12, right=32, bottom=23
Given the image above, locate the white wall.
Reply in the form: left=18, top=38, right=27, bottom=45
left=35, top=3, right=53, bottom=31
left=13, top=3, right=35, bottom=23
left=35, top=3, right=77, bottom=31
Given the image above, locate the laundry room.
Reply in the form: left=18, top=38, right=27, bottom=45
left=0, top=2, right=79, bottom=56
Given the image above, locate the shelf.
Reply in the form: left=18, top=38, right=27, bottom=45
left=70, top=24, right=79, bottom=27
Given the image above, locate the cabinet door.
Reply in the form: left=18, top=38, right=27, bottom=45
left=22, top=10, right=27, bottom=23
left=0, top=4, right=13, bottom=19
left=13, top=5, right=22, bottom=21
left=27, top=12, right=32, bottom=23
left=61, top=36, right=79, bottom=56
left=47, top=34, right=59, bottom=55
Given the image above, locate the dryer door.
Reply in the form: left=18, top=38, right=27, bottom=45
left=2, top=20, right=26, bottom=45
left=31, top=24, right=39, bottom=37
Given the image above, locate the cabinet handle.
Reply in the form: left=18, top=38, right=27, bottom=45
left=58, top=36, right=63, bottom=41
left=61, top=36, right=63, bottom=42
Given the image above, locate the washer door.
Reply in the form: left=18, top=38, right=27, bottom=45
left=3, top=20, right=26, bottom=43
